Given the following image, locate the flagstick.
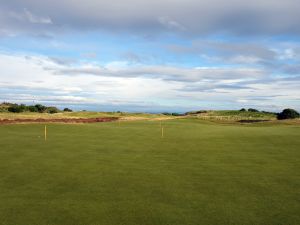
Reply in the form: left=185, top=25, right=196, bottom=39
left=44, top=125, right=47, bottom=141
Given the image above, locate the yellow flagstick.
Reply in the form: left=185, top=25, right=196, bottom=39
left=161, top=126, right=164, bottom=138
left=44, top=125, right=47, bottom=141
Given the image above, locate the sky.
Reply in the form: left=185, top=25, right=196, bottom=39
left=0, top=0, right=300, bottom=112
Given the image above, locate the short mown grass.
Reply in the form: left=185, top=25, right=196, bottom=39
left=0, top=119, right=299, bottom=225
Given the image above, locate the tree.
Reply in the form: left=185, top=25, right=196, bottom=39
left=8, top=104, right=26, bottom=113
left=63, top=108, right=73, bottom=112
left=46, top=107, right=59, bottom=114
left=34, top=104, right=47, bottom=113
left=277, top=109, right=300, bottom=120
left=248, top=108, right=259, bottom=112
left=27, top=105, right=38, bottom=112
left=240, top=108, right=246, bottom=112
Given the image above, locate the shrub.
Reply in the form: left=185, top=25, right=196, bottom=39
left=63, top=108, right=73, bottom=112
left=162, top=112, right=183, bottom=116
left=185, top=110, right=207, bottom=115
left=240, top=108, right=246, bottom=112
left=46, top=107, right=59, bottom=114
left=277, top=109, right=300, bottom=120
left=35, top=104, right=47, bottom=113
left=8, top=104, right=26, bottom=113
left=27, top=105, right=39, bottom=112
left=248, top=108, right=259, bottom=112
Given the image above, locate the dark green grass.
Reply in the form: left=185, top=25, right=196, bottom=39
left=0, top=119, right=299, bottom=225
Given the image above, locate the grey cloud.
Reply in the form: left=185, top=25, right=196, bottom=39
left=48, top=56, right=77, bottom=65
left=52, top=64, right=266, bottom=82
left=279, top=75, right=300, bottom=82
left=1, top=93, right=88, bottom=104
left=246, top=96, right=284, bottom=101
left=232, top=75, right=300, bottom=86
left=120, top=52, right=146, bottom=64
left=179, top=82, right=256, bottom=93
left=179, top=74, right=300, bottom=95
left=158, top=16, right=186, bottom=31
left=280, top=64, right=300, bottom=75
left=81, top=52, right=97, bottom=59
left=8, top=8, right=52, bottom=24
left=1, top=52, right=299, bottom=112
left=0, top=7, right=55, bottom=37
left=1, top=0, right=300, bottom=37
left=23, top=8, right=52, bottom=24
left=167, top=41, right=277, bottom=65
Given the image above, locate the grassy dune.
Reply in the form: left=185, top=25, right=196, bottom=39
left=187, top=110, right=277, bottom=121
left=2, top=109, right=297, bottom=124
left=0, top=119, right=299, bottom=225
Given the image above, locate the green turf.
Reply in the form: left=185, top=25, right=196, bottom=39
left=0, top=119, right=299, bottom=225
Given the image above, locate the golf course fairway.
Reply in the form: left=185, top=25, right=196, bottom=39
left=0, top=119, right=299, bottom=225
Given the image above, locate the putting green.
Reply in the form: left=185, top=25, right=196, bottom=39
left=0, top=119, right=299, bottom=225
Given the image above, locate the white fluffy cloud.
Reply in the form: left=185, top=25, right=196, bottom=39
left=0, top=52, right=299, bottom=111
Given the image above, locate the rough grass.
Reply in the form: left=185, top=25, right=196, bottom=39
left=0, top=119, right=299, bottom=225
left=0, top=111, right=169, bottom=120
left=187, top=110, right=277, bottom=121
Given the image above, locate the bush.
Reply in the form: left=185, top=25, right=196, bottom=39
left=46, top=107, right=59, bottom=114
left=27, top=105, right=39, bottom=112
left=162, top=112, right=183, bottom=116
left=8, top=104, right=26, bottom=113
left=240, top=108, right=246, bottom=112
left=171, top=113, right=183, bottom=116
left=277, top=109, right=300, bottom=120
left=5, top=103, right=62, bottom=114
left=34, top=104, right=47, bottom=113
left=63, top=108, right=73, bottom=112
left=248, top=108, right=259, bottom=112
left=185, top=110, right=207, bottom=115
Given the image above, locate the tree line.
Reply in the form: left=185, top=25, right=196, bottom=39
left=0, top=102, right=72, bottom=114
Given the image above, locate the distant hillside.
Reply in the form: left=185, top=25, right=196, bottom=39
left=185, top=109, right=277, bottom=121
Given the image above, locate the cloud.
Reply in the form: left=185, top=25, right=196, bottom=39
left=158, top=16, right=186, bottom=31
left=1, top=1, right=299, bottom=112
left=1, top=0, right=300, bottom=37
left=53, top=63, right=266, bottom=82
left=120, top=52, right=146, bottom=64
left=1, top=51, right=299, bottom=112
left=8, top=8, right=52, bottom=25
left=167, top=40, right=277, bottom=65
left=23, top=8, right=52, bottom=24
left=280, top=64, right=300, bottom=75
left=48, top=56, right=77, bottom=66
left=81, top=52, right=97, bottom=59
